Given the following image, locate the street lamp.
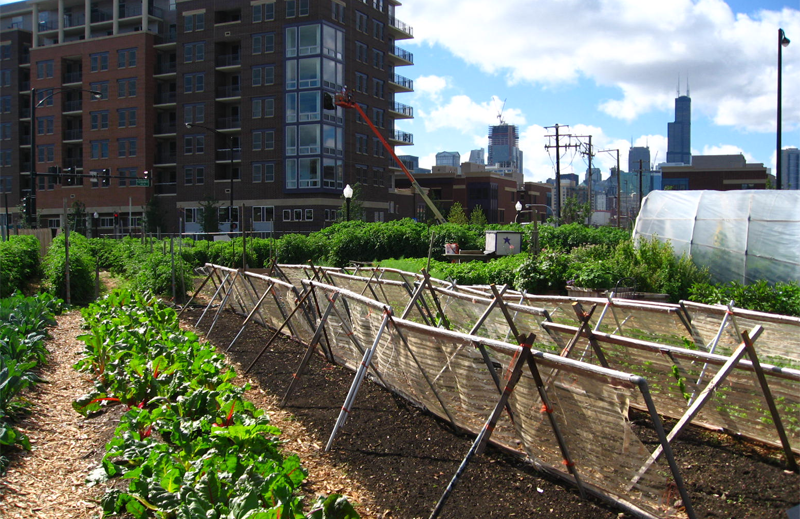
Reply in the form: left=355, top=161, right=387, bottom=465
left=185, top=122, right=237, bottom=230
left=93, top=211, right=99, bottom=238
left=343, top=184, right=353, bottom=221
left=777, top=28, right=790, bottom=190
left=514, top=200, right=522, bottom=224
left=29, top=88, right=101, bottom=228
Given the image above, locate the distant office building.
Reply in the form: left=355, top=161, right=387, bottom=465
left=667, top=91, right=691, bottom=165
left=781, top=148, right=800, bottom=190
left=488, top=124, right=523, bottom=173
left=398, top=155, right=419, bottom=173
left=435, top=151, right=460, bottom=168
left=585, top=167, right=601, bottom=189
left=468, top=148, right=485, bottom=165
left=628, top=146, right=654, bottom=195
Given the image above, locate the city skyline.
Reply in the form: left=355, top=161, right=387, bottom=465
left=395, top=0, right=799, bottom=182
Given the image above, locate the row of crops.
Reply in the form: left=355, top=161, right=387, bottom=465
left=0, top=292, right=64, bottom=473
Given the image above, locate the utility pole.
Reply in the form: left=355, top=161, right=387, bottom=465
left=545, top=124, right=580, bottom=223
left=575, top=135, right=594, bottom=222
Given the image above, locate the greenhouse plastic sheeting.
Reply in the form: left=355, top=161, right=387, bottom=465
left=632, top=190, right=800, bottom=284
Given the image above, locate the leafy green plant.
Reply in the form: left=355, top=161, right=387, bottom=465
left=0, top=234, right=41, bottom=297
left=41, top=232, right=96, bottom=304
left=689, top=280, right=800, bottom=317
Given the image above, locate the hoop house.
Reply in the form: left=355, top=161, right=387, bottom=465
left=633, top=190, right=800, bottom=284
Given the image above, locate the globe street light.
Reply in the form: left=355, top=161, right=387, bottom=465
left=514, top=200, right=522, bottom=224
left=343, top=184, right=353, bottom=221
left=777, top=28, right=790, bottom=190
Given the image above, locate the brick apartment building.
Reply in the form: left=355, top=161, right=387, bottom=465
left=0, top=0, right=415, bottom=235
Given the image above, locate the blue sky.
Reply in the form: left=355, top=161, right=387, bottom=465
left=396, top=0, right=800, bottom=182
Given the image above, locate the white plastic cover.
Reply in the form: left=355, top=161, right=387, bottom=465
left=633, top=190, right=800, bottom=284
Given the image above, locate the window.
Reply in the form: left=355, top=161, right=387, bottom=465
left=0, top=151, right=11, bottom=167
left=0, top=70, right=9, bottom=87
left=36, top=89, right=54, bottom=106
left=0, top=45, right=11, bottom=60
left=0, top=122, right=10, bottom=140
left=286, top=93, right=297, bottom=122
left=323, top=125, right=343, bottom=156
left=373, top=167, right=384, bottom=186
left=90, top=111, right=109, bottom=130
left=184, top=165, right=205, bottom=185
left=355, top=72, right=368, bottom=93
left=252, top=97, right=275, bottom=118
left=373, top=78, right=384, bottom=99
left=184, top=103, right=205, bottom=125
left=298, top=58, right=320, bottom=88
left=373, top=0, right=383, bottom=11
left=36, top=116, right=54, bottom=135
left=118, top=108, right=137, bottom=128
left=252, top=64, right=275, bottom=86
left=0, top=96, right=11, bottom=113
left=298, top=158, right=320, bottom=188
left=252, top=129, right=275, bottom=151
left=294, top=209, right=303, bottom=220
left=373, top=137, right=385, bottom=157
left=184, top=73, right=205, bottom=93
left=355, top=103, right=366, bottom=123
left=282, top=209, right=291, bottom=221
left=286, top=60, right=297, bottom=89
left=372, top=49, right=383, bottom=70
left=252, top=32, right=275, bottom=54
left=117, top=48, right=137, bottom=68
left=286, top=27, right=297, bottom=57
left=90, top=140, right=109, bottom=159
left=37, top=145, right=55, bottom=163
left=331, top=1, right=345, bottom=23
left=118, top=138, right=138, bottom=158
left=184, top=12, right=205, bottom=32
left=322, top=58, right=342, bottom=89
left=90, top=52, right=109, bottom=72
left=252, top=3, right=275, bottom=22
left=324, top=209, right=338, bottom=221
left=372, top=108, right=384, bottom=128
left=355, top=164, right=368, bottom=184
left=253, top=206, right=275, bottom=222
left=184, top=42, right=205, bottom=62
left=298, top=124, right=319, bottom=154
left=252, top=162, right=275, bottom=182
left=298, top=25, right=320, bottom=55
left=298, top=91, right=319, bottom=121
left=323, top=158, right=342, bottom=188
left=183, top=135, right=205, bottom=154
left=373, top=20, right=384, bottom=40
left=117, top=78, right=137, bottom=98
left=90, top=81, right=109, bottom=100
left=356, top=11, right=368, bottom=32
left=117, top=167, right=137, bottom=187
left=356, top=134, right=367, bottom=154
left=356, top=41, right=368, bottom=62
left=285, top=126, right=296, bottom=154
left=36, top=60, right=54, bottom=79
left=286, top=0, right=296, bottom=17
left=299, top=0, right=309, bottom=15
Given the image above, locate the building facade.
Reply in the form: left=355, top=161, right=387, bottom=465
left=487, top=123, right=522, bottom=173
left=661, top=155, right=769, bottom=191
left=0, top=0, right=415, bottom=235
left=781, top=147, right=800, bottom=190
left=435, top=150, right=459, bottom=167
left=666, top=92, right=691, bottom=165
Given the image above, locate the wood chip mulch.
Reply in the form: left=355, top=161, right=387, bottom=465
left=0, top=308, right=382, bottom=519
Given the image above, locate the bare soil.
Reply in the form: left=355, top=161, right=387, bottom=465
left=1, top=304, right=798, bottom=519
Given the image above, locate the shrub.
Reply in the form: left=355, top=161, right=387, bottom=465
left=689, top=280, right=800, bottom=317
left=0, top=235, right=40, bottom=297
left=42, top=233, right=96, bottom=305
left=515, top=250, right=572, bottom=294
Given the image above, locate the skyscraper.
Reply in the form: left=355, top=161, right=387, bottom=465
left=468, top=148, right=485, bottom=165
left=782, top=148, right=800, bottom=190
left=628, top=146, right=653, bottom=195
left=435, top=151, right=460, bottom=167
left=488, top=124, right=523, bottom=173
left=666, top=91, right=691, bottom=165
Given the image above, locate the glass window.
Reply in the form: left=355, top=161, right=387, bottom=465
left=286, top=93, right=297, bottom=123
left=286, top=60, right=297, bottom=89
left=298, top=157, right=320, bottom=188
left=298, top=58, right=320, bottom=88
left=286, top=159, right=297, bottom=188
left=298, top=124, right=319, bottom=154
left=298, top=25, right=320, bottom=55
left=298, top=91, right=319, bottom=121
left=285, top=27, right=297, bottom=57
left=286, top=126, right=296, bottom=155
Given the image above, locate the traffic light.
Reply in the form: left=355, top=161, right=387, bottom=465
left=63, top=167, right=74, bottom=186
left=113, top=212, right=119, bottom=227
left=143, top=170, right=150, bottom=180
left=102, top=168, right=110, bottom=187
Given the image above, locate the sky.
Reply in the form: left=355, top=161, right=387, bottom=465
left=395, top=0, right=800, bottom=182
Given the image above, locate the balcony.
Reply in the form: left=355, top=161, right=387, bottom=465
left=155, top=91, right=176, bottom=105
left=216, top=85, right=241, bottom=99
left=20, top=54, right=30, bottom=65
left=154, top=152, right=177, bottom=165
left=389, top=101, right=413, bottom=119
left=389, top=46, right=413, bottom=66
left=64, top=13, right=85, bottom=28
left=119, top=4, right=142, bottom=18
left=63, top=100, right=82, bottom=112
left=64, top=157, right=83, bottom=169
left=20, top=107, right=31, bottom=119
left=90, top=10, right=113, bottom=23
left=155, top=122, right=176, bottom=135
left=389, top=130, right=413, bottom=146
left=155, top=61, right=176, bottom=75
left=216, top=54, right=241, bottom=68
left=64, top=128, right=83, bottom=141
left=38, top=20, right=58, bottom=32
left=388, top=16, right=413, bottom=39
left=63, top=71, right=82, bottom=84
left=155, top=182, right=177, bottom=195
left=216, top=149, right=241, bottom=162
left=19, top=80, right=30, bottom=91
left=389, top=73, right=414, bottom=92
left=217, top=116, right=241, bottom=130
left=20, top=135, right=31, bottom=145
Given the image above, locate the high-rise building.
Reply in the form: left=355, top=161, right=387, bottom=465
left=781, top=147, right=800, bottom=190
left=0, top=0, right=415, bottom=234
left=435, top=151, right=460, bottom=167
left=468, top=148, right=484, bottom=165
left=628, top=146, right=653, bottom=195
left=666, top=91, right=691, bottom=165
left=487, top=124, right=522, bottom=173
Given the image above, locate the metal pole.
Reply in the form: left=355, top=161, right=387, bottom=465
left=29, top=88, right=37, bottom=228
left=777, top=28, right=790, bottom=190
left=63, top=198, right=70, bottom=305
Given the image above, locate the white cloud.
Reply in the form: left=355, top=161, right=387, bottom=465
left=423, top=94, right=526, bottom=133
left=414, top=75, right=449, bottom=103
left=402, top=0, right=800, bottom=132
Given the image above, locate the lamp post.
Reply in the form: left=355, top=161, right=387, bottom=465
left=185, top=123, right=237, bottom=230
left=514, top=200, right=522, bottom=224
left=343, top=184, right=353, bottom=221
left=29, top=88, right=101, bottom=228
left=777, top=28, right=790, bottom=190
left=93, top=211, right=98, bottom=238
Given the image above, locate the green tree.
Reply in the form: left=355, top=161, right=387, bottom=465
left=68, top=200, right=88, bottom=235
left=561, top=196, right=591, bottom=225
left=142, top=196, right=165, bottom=234
left=447, top=202, right=469, bottom=225
left=200, top=197, right=220, bottom=234
left=469, top=205, right=488, bottom=226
